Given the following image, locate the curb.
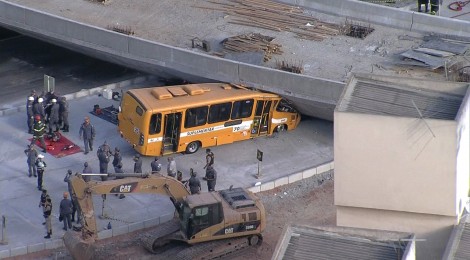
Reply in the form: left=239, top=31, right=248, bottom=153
left=0, top=75, right=159, bottom=117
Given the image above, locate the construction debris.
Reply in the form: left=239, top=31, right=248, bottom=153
left=276, top=60, right=303, bottom=74
left=106, top=25, right=134, bottom=35
left=344, top=22, right=375, bottom=39
left=195, top=0, right=342, bottom=41
left=221, top=33, right=282, bottom=62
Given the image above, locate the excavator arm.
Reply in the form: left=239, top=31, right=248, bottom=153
left=70, top=173, right=190, bottom=241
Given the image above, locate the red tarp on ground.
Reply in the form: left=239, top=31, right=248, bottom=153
left=29, top=133, right=82, bottom=158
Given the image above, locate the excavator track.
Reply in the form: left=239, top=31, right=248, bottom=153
left=141, top=218, right=181, bottom=253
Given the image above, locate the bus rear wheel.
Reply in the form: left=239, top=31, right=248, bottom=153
left=186, top=141, right=200, bottom=154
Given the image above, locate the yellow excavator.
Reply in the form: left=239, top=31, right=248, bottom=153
left=63, top=173, right=266, bottom=259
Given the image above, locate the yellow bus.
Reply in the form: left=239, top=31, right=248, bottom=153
left=118, top=83, right=300, bottom=156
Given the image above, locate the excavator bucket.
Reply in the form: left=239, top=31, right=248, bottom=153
left=63, top=231, right=95, bottom=260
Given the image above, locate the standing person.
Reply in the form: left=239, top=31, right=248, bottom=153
left=430, top=0, right=440, bottom=15
left=33, top=97, right=46, bottom=121
left=38, top=189, right=50, bottom=214
left=48, top=99, right=60, bottom=134
left=417, top=0, right=429, bottom=12
left=31, top=115, right=47, bottom=152
left=82, top=162, right=92, bottom=182
left=97, top=141, right=111, bottom=181
left=27, top=96, right=35, bottom=134
left=188, top=169, right=201, bottom=195
left=64, top=170, right=78, bottom=223
left=24, top=144, right=38, bottom=177
left=79, top=116, right=95, bottom=154
left=150, top=157, right=161, bottom=174
left=43, top=197, right=52, bottom=239
left=133, top=154, right=142, bottom=173
left=35, top=154, right=47, bottom=191
left=112, top=147, right=122, bottom=173
left=167, top=157, right=177, bottom=178
left=60, top=192, right=73, bottom=231
left=59, top=96, right=70, bottom=132
left=114, top=163, right=126, bottom=199
left=204, top=165, right=217, bottom=192
left=203, top=149, right=215, bottom=171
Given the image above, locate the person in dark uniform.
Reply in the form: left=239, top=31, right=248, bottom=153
left=59, top=96, right=70, bottom=132
left=33, top=98, right=46, bottom=121
left=114, top=163, right=126, bottom=199
left=35, top=154, right=47, bottom=190
left=430, top=0, right=440, bottom=15
left=43, top=197, right=52, bottom=239
left=60, top=192, right=73, bottom=231
left=48, top=99, right=60, bottom=134
left=79, top=117, right=95, bottom=154
left=418, top=0, right=429, bottom=12
left=39, top=189, right=50, bottom=210
left=203, top=149, right=214, bottom=171
left=27, top=96, right=35, bottom=134
left=97, top=144, right=111, bottom=181
left=204, top=165, right=217, bottom=192
left=82, top=162, right=92, bottom=182
left=133, top=154, right=143, bottom=173
left=188, top=169, right=201, bottom=195
left=63, top=170, right=79, bottom=223
left=31, top=115, right=47, bottom=152
left=150, top=157, right=161, bottom=174
left=24, top=144, right=38, bottom=177
left=112, top=147, right=122, bottom=173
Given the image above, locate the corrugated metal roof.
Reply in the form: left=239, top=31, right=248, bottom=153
left=453, top=223, right=470, bottom=260
left=337, top=77, right=465, bottom=120
left=281, top=228, right=407, bottom=260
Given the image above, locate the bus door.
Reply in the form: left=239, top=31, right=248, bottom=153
left=162, top=112, right=182, bottom=155
left=251, top=100, right=272, bottom=137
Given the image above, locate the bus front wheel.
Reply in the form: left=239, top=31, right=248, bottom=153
left=186, top=141, right=200, bottom=154
left=275, top=124, right=287, bottom=133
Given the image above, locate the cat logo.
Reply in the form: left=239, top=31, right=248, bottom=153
left=224, top=227, right=234, bottom=234
left=119, top=185, right=132, bottom=193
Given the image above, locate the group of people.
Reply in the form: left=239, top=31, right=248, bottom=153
left=417, top=0, right=441, bottom=15
left=38, top=189, right=75, bottom=239
left=27, top=90, right=70, bottom=152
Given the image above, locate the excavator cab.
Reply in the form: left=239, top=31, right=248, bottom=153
left=180, top=201, right=223, bottom=239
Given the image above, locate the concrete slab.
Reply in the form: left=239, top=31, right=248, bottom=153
left=129, top=222, right=144, bottom=233
left=143, top=218, right=159, bottom=229
left=317, top=163, right=331, bottom=174
left=260, top=182, right=275, bottom=192
left=0, top=249, right=10, bottom=259
left=98, top=229, right=112, bottom=239
left=303, top=167, right=318, bottom=179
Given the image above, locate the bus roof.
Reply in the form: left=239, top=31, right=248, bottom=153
left=127, top=83, right=280, bottom=112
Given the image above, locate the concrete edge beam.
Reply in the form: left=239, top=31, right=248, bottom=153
left=9, top=246, right=27, bottom=257
left=274, top=176, right=289, bottom=188
left=0, top=249, right=10, bottom=259
left=98, top=229, right=113, bottom=239
left=143, top=218, right=159, bottom=228
left=112, top=225, right=129, bottom=237
left=288, top=172, right=303, bottom=184
left=129, top=221, right=144, bottom=233
left=248, top=186, right=261, bottom=193
left=317, top=163, right=331, bottom=174
left=303, top=167, right=318, bottom=179
left=27, top=242, right=46, bottom=254
left=46, top=239, right=64, bottom=250
left=260, top=181, right=275, bottom=192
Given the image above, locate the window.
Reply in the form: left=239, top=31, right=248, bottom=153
left=149, top=113, right=162, bottom=135
left=276, top=99, right=296, bottom=113
left=208, top=102, right=232, bottom=124
left=231, top=99, right=254, bottom=119
left=136, top=106, right=143, bottom=116
left=195, top=207, right=209, bottom=217
left=185, top=106, right=208, bottom=128
left=248, top=212, right=257, bottom=221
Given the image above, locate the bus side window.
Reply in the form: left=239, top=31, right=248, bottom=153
left=149, top=113, right=162, bottom=135
left=208, top=102, right=231, bottom=124
left=231, top=99, right=254, bottom=120
left=276, top=99, right=295, bottom=113
left=185, top=106, right=208, bottom=128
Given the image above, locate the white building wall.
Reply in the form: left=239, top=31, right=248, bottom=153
left=455, top=90, right=470, bottom=217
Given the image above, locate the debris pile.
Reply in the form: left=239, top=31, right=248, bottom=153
left=221, top=33, right=282, bottom=62
left=196, top=0, right=341, bottom=41
left=276, top=60, right=303, bottom=74
left=106, top=25, right=134, bottom=36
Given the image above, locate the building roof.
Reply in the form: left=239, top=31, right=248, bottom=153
left=273, top=225, right=414, bottom=260
left=443, top=215, right=470, bottom=260
left=336, top=74, right=467, bottom=120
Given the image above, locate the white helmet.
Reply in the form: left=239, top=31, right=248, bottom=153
left=51, top=99, right=57, bottom=103
left=38, top=98, right=43, bottom=103
left=28, top=96, right=34, bottom=101
left=38, top=154, right=44, bottom=159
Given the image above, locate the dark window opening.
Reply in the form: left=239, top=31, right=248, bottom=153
left=208, top=102, right=232, bottom=124
left=136, top=106, right=143, bottom=116
left=149, top=113, right=162, bottom=135
left=231, top=99, right=254, bottom=119
left=185, top=106, right=208, bottom=128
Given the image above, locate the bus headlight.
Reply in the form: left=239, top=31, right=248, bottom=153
left=139, top=133, right=144, bottom=146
